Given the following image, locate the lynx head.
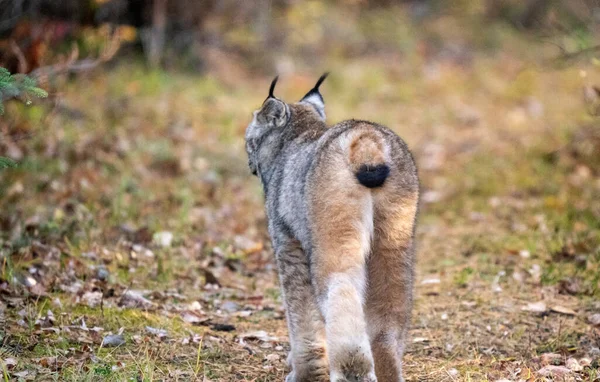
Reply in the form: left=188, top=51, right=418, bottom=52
left=245, top=74, right=329, bottom=177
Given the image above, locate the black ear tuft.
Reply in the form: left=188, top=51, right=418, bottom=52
left=313, top=72, right=329, bottom=91
left=301, top=72, right=329, bottom=102
left=300, top=72, right=329, bottom=120
left=268, top=76, right=279, bottom=99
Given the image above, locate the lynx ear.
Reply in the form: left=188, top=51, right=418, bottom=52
left=257, top=98, right=289, bottom=128
left=257, top=76, right=289, bottom=128
left=300, top=72, right=329, bottom=120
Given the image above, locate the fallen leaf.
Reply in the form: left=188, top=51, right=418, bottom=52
left=588, top=313, right=600, bottom=327
left=265, top=353, right=280, bottom=362
left=181, top=311, right=205, bottom=325
left=580, top=358, right=592, bottom=367
left=550, top=305, right=576, bottom=316
left=240, top=330, right=278, bottom=342
left=102, top=334, right=125, bottom=347
left=566, top=358, right=583, bottom=372
left=145, top=326, right=168, bottom=337
left=233, top=235, right=263, bottom=254
left=119, top=290, right=154, bottom=309
left=3, top=358, right=17, bottom=368
left=522, top=301, right=546, bottom=313
left=537, top=365, right=571, bottom=377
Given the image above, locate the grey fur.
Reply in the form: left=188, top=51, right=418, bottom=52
left=245, top=76, right=419, bottom=382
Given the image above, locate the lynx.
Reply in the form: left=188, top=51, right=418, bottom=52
left=245, top=74, right=419, bottom=382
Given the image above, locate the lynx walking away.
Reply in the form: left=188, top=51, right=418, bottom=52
left=245, top=74, right=419, bottom=382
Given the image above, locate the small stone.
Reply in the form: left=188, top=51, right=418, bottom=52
left=102, top=334, right=125, bottom=347
left=589, top=313, right=600, bottom=327
left=96, top=267, right=110, bottom=281
left=221, top=301, right=240, bottom=313
left=188, top=301, right=203, bottom=311
left=153, top=231, right=173, bottom=248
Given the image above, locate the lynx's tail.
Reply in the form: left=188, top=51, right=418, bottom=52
left=348, top=130, right=390, bottom=188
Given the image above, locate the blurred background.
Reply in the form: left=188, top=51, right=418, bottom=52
left=0, top=1, right=599, bottom=381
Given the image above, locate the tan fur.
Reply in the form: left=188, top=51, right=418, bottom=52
left=347, top=128, right=388, bottom=171
left=307, top=127, right=418, bottom=382
left=246, top=77, right=419, bottom=382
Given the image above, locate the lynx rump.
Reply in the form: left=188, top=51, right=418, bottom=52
left=245, top=74, right=419, bottom=382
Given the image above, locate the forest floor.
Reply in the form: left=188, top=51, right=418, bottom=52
left=1, top=15, right=600, bottom=382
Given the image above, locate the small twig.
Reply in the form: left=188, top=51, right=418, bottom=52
left=546, top=44, right=600, bottom=67
left=194, top=336, right=204, bottom=378
left=100, top=291, right=105, bottom=319
left=30, top=31, right=121, bottom=81
left=9, top=40, right=27, bottom=73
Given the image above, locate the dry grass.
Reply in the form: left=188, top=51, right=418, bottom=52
left=1, top=7, right=599, bottom=382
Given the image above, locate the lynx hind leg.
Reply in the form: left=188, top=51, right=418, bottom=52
left=309, top=154, right=377, bottom=382
left=276, top=240, right=329, bottom=382
left=366, top=187, right=418, bottom=382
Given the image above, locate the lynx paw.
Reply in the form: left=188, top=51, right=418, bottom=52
left=330, top=347, right=376, bottom=382
left=287, top=348, right=329, bottom=382
left=331, top=371, right=377, bottom=382
left=286, top=369, right=329, bottom=382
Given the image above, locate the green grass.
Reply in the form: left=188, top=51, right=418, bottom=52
left=1, top=6, right=600, bottom=380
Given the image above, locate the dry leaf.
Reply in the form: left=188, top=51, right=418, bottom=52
left=522, top=301, right=546, bottom=313
left=550, top=305, right=576, bottom=316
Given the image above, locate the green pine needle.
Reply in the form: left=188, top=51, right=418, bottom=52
left=0, top=157, right=17, bottom=170
left=0, top=67, right=47, bottom=115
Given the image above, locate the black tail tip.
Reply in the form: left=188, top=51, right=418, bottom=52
left=355, top=164, right=390, bottom=188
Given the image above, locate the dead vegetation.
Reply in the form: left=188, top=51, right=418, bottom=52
left=0, top=4, right=600, bottom=382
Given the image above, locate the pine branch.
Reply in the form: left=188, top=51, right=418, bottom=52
left=0, top=157, right=17, bottom=170
left=0, top=67, right=48, bottom=114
